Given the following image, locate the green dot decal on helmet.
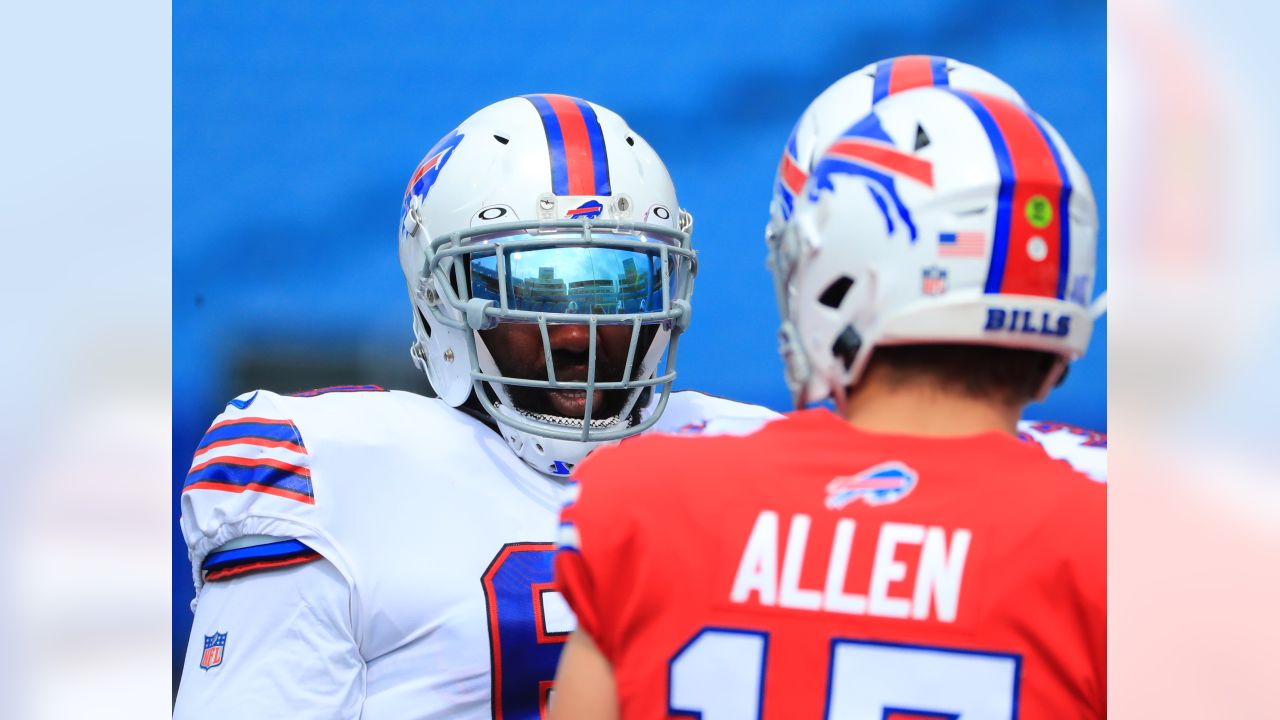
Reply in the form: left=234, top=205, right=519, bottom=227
left=1026, top=195, right=1054, bottom=229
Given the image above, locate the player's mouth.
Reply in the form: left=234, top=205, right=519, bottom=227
left=548, top=350, right=608, bottom=417
left=545, top=389, right=597, bottom=417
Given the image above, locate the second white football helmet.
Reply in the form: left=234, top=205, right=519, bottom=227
left=767, top=56, right=1025, bottom=325
left=777, top=87, right=1098, bottom=408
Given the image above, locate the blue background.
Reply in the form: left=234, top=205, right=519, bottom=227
left=173, top=0, right=1105, bottom=689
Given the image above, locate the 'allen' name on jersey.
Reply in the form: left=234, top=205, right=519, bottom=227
left=729, top=511, right=972, bottom=623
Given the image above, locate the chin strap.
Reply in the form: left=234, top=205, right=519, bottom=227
left=455, top=390, right=500, bottom=431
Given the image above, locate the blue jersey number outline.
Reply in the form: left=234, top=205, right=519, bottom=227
left=481, top=542, right=567, bottom=720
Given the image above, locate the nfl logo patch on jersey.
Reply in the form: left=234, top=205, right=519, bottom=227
left=825, top=461, right=918, bottom=509
left=200, top=632, right=227, bottom=670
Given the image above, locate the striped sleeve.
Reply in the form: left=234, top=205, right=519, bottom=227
left=183, top=397, right=314, bottom=504
left=180, top=390, right=329, bottom=593
left=201, top=538, right=323, bottom=582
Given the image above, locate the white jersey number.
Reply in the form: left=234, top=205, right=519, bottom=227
left=668, top=628, right=1020, bottom=718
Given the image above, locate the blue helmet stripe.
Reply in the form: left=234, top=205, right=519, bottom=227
left=952, top=91, right=1015, bottom=294
left=524, top=94, right=571, bottom=195
left=872, top=59, right=895, bottom=103
left=930, top=56, right=949, bottom=85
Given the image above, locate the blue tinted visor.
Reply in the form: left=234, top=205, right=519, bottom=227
left=469, top=244, right=679, bottom=318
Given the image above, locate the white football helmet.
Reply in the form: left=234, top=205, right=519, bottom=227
left=777, top=87, right=1097, bottom=408
left=767, top=56, right=1025, bottom=322
left=398, top=95, right=696, bottom=476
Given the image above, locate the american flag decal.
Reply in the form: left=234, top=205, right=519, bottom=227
left=938, top=231, right=986, bottom=257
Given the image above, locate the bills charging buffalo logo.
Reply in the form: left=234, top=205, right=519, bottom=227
left=403, top=131, right=465, bottom=209
left=566, top=199, right=604, bottom=219
left=825, top=461, right=918, bottom=509
left=676, top=419, right=709, bottom=434
left=810, top=114, right=933, bottom=243
left=200, top=632, right=227, bottom=670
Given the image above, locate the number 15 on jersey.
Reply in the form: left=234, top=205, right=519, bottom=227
left=669, top=627, right=1022, bottom=719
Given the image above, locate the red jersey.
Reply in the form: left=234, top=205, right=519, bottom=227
left=555, top=409, right=1105, bottom=719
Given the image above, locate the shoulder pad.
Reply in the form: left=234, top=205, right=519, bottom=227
left=180, top=390, right=327, bottom=592
left=654, top=391, right=783, bottom=436
left=185, top=403, right=314, bottom=504
left=180, top=387, right=437, bottom=595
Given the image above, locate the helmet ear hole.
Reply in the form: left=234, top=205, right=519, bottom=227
left=818, top=276, right=856, bottom=309
left=417, top=307, right=433, bottom=338
left=914, top=124, right=931, bottom=151
left=832, top=325, right=862, bottom=371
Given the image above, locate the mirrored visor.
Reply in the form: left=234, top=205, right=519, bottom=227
left=469, top=243, right=680, bottom=318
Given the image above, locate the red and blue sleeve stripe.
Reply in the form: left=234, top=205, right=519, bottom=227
left=195, top=417, right=306, bottom=454
left=524, top=94, right=612, bottom=196
left=953, top=91, right=1070, bottom=299
left=287, top=384, right=386, bottom=397
left=202, top=539, right=322, bottom=582
left=184, top=457, right=315, bottom=504
left=872, top=55, right=950, bottom=104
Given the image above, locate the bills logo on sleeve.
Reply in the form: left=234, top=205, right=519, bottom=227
left=825, top=461, right=918, bottom=509
left=200, top=632, right=227, bottom=670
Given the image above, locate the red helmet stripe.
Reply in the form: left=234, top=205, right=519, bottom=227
left=823, top=138, right=934, bottom=187
left=888, top=55, right=937, bottom=96
left=542, top=94, right=598, bottom=196
left=779, top=151, right=808, bottom=195
left=961, top=92, right=1067, bottom=298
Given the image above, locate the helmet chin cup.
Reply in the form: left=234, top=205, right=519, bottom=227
left=493, top=412, right=616, bottom=478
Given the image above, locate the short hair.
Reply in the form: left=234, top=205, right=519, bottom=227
left=863, top=344, right=1060, bottom=407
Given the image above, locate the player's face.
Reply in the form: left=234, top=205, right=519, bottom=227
left=481, top=322, right=654, bottom=419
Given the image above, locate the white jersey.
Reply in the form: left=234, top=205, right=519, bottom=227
left=174, top=386, right=780, bottom=720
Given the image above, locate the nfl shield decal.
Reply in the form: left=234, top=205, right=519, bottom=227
left=825, top=461, right=918, bottom=509
left=200, top=632, right=227, bottom=670
left=921, top=266, right=948, bottom=295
